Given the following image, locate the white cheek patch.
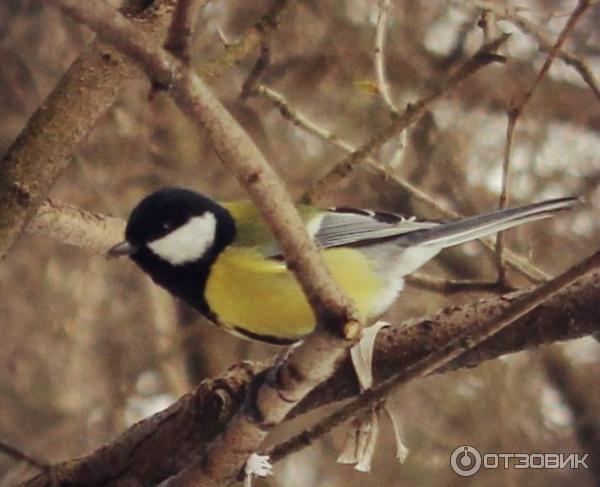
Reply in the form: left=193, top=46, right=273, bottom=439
left=148, top=213, right=217, bottom=266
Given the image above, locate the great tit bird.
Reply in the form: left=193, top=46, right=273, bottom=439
left=108, top=188, right=577, bottom=344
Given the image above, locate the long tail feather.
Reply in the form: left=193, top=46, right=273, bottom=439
left=395, top=197, right=579, bottom=248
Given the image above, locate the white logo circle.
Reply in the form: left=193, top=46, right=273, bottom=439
left=450, top=445, right=482, bottom=476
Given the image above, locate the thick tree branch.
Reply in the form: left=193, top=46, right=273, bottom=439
left=44, top=1, right=361, bottom=485
left=0, top=0, right=174, bottom=259
left=27, top=199, right=124, bottom=255
left=24, top=264, right=600, bottom=486
left=269, top=250, right=600, bottom=463
left=0, top=0, right=293, bottom=261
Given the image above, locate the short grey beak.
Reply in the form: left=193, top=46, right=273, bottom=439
left=106, top=241, right=136, bottom=258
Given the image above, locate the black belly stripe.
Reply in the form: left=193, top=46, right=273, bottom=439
left=232, top=326, right=300, bottom=345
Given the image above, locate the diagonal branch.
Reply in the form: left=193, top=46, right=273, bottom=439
left=254, top=84, right=550, bottom=284
left=374, top=0, right=398, bottom=114
left=0, top=440, right=48, bottom=472
left=0, top=0, right=173, bottom=259
left=495, top=0, right=593, bottom=285
left=465, top=0, right=600, bottom=102
left=23, top=262, right=600, bottom=486
left=301, top=34, right=509, bottom=204
left=164, top=0, right=209, bottom=64
left=44, top=1, right=361, bottom=485
left=269, top=249, right=600, bottom=463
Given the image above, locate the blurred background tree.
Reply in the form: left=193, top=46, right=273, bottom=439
left=0, top=0, right=598, bottom=485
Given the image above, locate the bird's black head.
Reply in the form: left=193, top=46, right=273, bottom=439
left=109, top=188, right=236, bottom=314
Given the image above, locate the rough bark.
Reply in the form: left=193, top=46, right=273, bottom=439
left=24, top=267, right=600, bottom=486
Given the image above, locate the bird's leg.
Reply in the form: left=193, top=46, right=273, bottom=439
left=240, top=342, right=303, bottom=484
left=243, top=453, right=273, bottom=487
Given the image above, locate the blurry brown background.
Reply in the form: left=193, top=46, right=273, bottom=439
left=1, top=0, right=599, bottom=485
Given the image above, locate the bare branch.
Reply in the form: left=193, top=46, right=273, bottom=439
left=495, top=0, right=593, bottom=285
left=269, top=250, right=600, bottom=463
left=466, top=0, right=600, bottom=102
left=495, top=107, right=517, bottom=285
left=164, top=0, right=208, bottom=64
left=301, top=34, right=509, bottom=205
left=0, top=0, right=173, bottom=259
left=24, top=263, right=600, bottom=486
left=240, top=38, right=271, bottom=100
left=238, top=0, right=289, bottom=99
left=0, top=440, right=47, bottom=471
left=374, top=0, right=397, bottom=114
left=44, top=1, right=361, bottom=484
left=27, top=199, right=124, bottom=255
left=254, top=84, right=550, bottom=284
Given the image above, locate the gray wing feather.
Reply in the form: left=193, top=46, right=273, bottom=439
left=315, top=211, right=438, bottom=248
left=314, top=197, right=577, bottom=250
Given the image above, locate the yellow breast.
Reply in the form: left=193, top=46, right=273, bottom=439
left=204, top=247, right=383, bottom=342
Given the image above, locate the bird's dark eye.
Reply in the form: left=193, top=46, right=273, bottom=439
left=162, top=221, right=173, bottom=231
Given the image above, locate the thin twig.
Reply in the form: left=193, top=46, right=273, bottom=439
left=198, top=0, right=290, bottom=82
left=374, top=0, right=397, bottom=114
left=0, top=439, right=48, bottom=471
left=465, top=0, right=600, bottom=102
left=495, top=108, right=517, bottom=285
left=164, top=0, right=208, bottom=64
left=495, top=0, right=593, bottom=285
left=269, top=250, right=600, bottom=463
left=301, top=34, right=509, bottom=204
left=238, top=0, right=289, bottom=99
left=406, top=273, right=515, bottom=294
left=240, top=38, right=271, bottom=100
